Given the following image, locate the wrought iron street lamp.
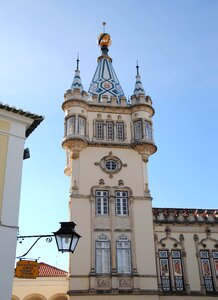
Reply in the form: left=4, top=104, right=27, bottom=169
left=17, top=221, right=81, bottom=258
left=53, top=222, right=81, bottom=253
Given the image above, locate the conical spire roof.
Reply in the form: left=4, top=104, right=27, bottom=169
left=71, top=56, right=84, bottom=93
left=133, top=62, right=145, bottom=97
left=88, top=29, right=125, bottom=103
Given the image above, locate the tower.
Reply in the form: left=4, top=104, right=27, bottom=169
left=62, top=28, right=158, bottom=299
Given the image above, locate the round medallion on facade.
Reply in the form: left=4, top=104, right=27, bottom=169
left=99, top=154, right=122, bottom=174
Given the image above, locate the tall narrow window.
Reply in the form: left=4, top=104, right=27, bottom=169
left=106, top=122, right=114, bottom=141
left=116, top=236, right=131, bottom=274
left=96, top=121, right=104, bottom=140
left=115, top=191, right=128, bottom=216
left=66, top=116, right=75, bottom=135
left=159, top=250, right=184, bottom=292
left=172, top=250, right=184, bottom=291
left=134, top=120, right=142, bottom=140
left=145, top=121, right=153, bottom=141
left=212, top=251, right=218, bottom=277
left=78, top=116, right=86, bottom=136
left=116, top=122, right=124, bottom=141
left=96, top=237, right=110, bottom=274
left=159, top=250, right=171, bottom=291
left=95, top=190, right=109, bottom=215
left=200, top=250, right=214, bottom=292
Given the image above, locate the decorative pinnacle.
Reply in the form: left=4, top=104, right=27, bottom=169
left=76, top=53, right=79, bottom=70
left=136, top=60, right=139, bottom=76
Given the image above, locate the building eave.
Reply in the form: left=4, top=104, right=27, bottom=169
left=0, top=102, right=44, bottom=138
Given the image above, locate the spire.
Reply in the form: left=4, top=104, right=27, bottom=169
left=133, top=61, right=146, bottom=97
left=88, top=23, right=125, bottom=103
left=71, top=54, right=84, bottom=93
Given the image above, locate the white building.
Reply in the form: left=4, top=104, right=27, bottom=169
left=0, top=102, right=43, bottom=300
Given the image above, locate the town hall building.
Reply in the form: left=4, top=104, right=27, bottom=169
left=61, top=28, right=218, bottom=299
left=12, top=28, right=218, bottom=300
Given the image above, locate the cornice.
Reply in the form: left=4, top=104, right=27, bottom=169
left=62, top=98, right=154, bottom=116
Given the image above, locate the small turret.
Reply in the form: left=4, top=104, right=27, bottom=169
left=71, top=55, right=84, bottom=93
left=133, top=62, right=146, bottom=97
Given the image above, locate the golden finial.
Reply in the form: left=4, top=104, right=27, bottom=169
left=98, top=22, right=111, bottom=48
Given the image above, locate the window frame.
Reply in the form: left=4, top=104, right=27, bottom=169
left=115, top=191, right=128, bottom=216
left=78, top=116, right=86, bottom=136
left=66, top=115, right=76, bottom=135
left=116, top=122, right=124, bottom=141
left=95, top=190, right=109, bottom=216
left=145, top=121, right=153, bottom=141
left=95, top=120, right=104, bottom=140
left=158, top=249, right=185, bottom=292
left=133, top=119, right=143, bottom=140
left=106, top=121, right=114, bottom=141
left=95, top=237, right=111, bottom=274
left=200, top=250, right=215, bottom=292
left=116, top=237, right=132, bottom=274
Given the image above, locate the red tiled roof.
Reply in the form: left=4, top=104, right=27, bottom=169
left=38, top=262, right=68, bottom=277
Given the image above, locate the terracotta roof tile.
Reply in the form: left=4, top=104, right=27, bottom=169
left=38, top=262, right=68, bottom=277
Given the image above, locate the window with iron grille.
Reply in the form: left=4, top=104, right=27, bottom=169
left=96, top=121, right=104, bottom=140
left=115, top=191, right=128, bottom=216
left=106, top=122, right=114, bottom=140
left=159, top=250, right=184, bottom=292
left=116, top=122, right=124, bottom=141
left=95, top=190, right=109, bottom=215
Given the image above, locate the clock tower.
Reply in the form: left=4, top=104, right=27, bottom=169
left=62, top=28, right=158, bottom=299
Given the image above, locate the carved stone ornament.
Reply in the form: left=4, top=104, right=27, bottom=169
left=119, top=278, right=131, bottom=288
left=97, top=278, right=110, bottom=288
left=132, top=143, right=157, bottom=162
left=62, top=137, right=88, bottom=159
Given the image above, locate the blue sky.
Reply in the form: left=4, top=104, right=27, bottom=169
left=1, top=0, right=218, bottom=270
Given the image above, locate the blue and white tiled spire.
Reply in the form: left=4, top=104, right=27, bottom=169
left=71, top=56, right=84, bottom=93
left=133, top=61, right=146, bottom=97
left=88, top=29, right=125, bottom=103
